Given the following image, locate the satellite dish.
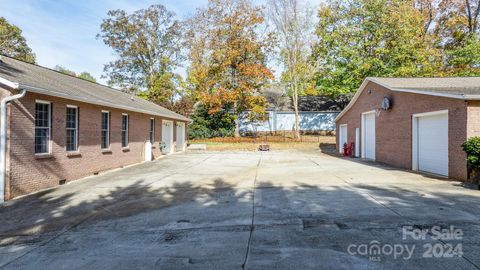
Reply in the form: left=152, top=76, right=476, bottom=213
left=381, top=97, right=391, bottom=110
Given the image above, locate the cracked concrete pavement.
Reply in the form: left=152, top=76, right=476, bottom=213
left=1, top=150, right=480, bottom=269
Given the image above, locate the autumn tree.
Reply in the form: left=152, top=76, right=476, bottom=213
left=186, top=0, right=274, bottom=137
left=415, top=0, right=436, bottom=34
left=267, top=0, right=315, bottom=139
left=98, top=4, right=184, bottom=107
left=0, top=17, right=35, bottom=63
left=435, top=0, right=480, bottom=75
left=312, top=0, right=442, bottom=95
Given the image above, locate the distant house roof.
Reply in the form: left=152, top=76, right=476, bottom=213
left=0, top=55, right=190, bottom=122
left=336, top=77, right=480, bottom=121
left=266, top=95, right=347, bottom=112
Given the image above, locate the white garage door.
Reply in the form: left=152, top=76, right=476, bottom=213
left=339, top=125, right=347, bottom=153
left=176, top=122, right=185, bottom=151
left=162, top=120, right=174, bottom=154
left=417, top=112, right=448, bottom=176
left=362, top=112, right=376, bottom=160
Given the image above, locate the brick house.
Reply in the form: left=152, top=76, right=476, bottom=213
left=0, top=56, right=191, bottom=201
left=335, top=77, right=480, bottom=181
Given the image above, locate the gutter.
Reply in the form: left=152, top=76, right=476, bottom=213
left=0, top=77, right=19, bottom=89
left=464, top=95, right=480, bottom=100
left=0, top=87, right=26, bottom=202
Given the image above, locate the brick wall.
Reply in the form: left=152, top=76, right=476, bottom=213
left=5, top=91, right=188, bottom=199
left=336, top=81, right=468, bottom=180
left=466, top=101, right=480, bottom=138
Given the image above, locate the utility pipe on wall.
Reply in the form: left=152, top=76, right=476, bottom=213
left=0, top=88, right=26, bottom=202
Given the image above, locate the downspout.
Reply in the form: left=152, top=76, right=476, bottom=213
left=0, top=88, right=26, bottom=202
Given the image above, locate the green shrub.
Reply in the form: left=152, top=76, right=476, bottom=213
left=462, top=137, right=480, bottom=169
left=188, top=104, right=235, bottom=139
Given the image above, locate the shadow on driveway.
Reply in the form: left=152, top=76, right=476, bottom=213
left=1, top=151, right=480, bottom=269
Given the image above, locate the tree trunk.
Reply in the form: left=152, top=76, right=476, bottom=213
left=234, top=102, right=240, bottom=137
left=292, top=81, right=300, bottom=140
left=473, top=0, right=480, bottom=33
left=234, top=117, right=240, bottom=137
left=467, top=0, right=474, bottom=33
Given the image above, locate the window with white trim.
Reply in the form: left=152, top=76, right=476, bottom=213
left=149, top=118, right=155, bottom=143
left=121, top=114, right=129, bottom=147
left=35, top=101, right=51, bottom=154
left=101, top=111, right=110, bottom=149
left=66, top=106, right=78, bottom=151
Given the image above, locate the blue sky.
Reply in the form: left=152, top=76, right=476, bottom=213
left=1, top=0, right=322, bottom=84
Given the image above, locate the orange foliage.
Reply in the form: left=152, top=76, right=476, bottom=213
left=186, top=0, right=274, bottom=119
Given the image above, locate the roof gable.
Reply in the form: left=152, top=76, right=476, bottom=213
left=336, top=77, right=480, bottom=121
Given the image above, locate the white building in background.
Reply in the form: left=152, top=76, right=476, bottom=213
left=238, top=94, right=346, bottom=134
left=239, top=110, right=339, bottom=133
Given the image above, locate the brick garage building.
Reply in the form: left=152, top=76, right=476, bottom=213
left=336, top=77, right=480, bottom=181
left=0, top=56, right=190, bottom=201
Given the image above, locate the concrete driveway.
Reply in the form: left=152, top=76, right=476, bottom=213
left=1, top=150, right=480, bottom=269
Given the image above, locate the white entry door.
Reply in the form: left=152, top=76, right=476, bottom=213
left=362, top=112, right=376, bottom=160
left=414, top=111, right=448, bottom=176
left=162, top=120, right=174, bottom=154
left=144, top=141, right=152, bottom=161
left=339, top=124, right=348, bottom=153
left=355, top=128, right=360, bottom=157
left=176, top=122, right=185, bottom=151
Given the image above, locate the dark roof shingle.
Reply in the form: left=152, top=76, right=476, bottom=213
left=0, top=55, right=190, bottom=122
left=270, top=96, right=346, bottom=112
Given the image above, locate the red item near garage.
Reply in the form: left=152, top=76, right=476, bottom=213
left=343, top=143, right=348, bottom=156
left=349, top=142, right=354, bottom=157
